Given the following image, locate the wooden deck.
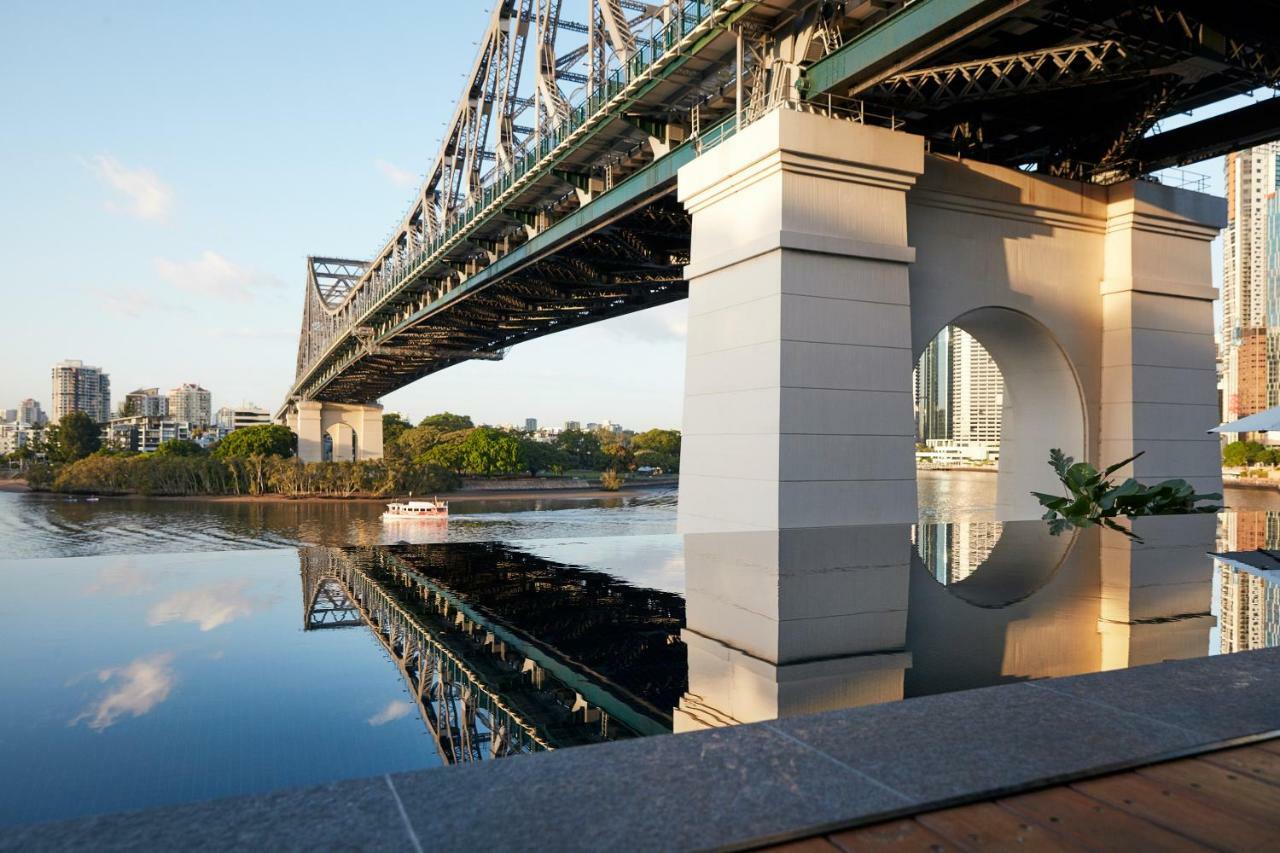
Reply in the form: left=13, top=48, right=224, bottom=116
left=763, top=739, right=1280, bottom=851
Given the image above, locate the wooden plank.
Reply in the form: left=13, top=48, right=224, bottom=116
left=826, top=818, right=958, bottom=852
left=764, top=837, right=843, bottom=852
left=915, top=801, right=1076, bottom=851
left=1201, top=744, right=1280, bottom=787
left=998, top=786, right=1207, bottom=852
left=1073, top=771, right=1277, bottom=850
left=1137, top=758, right=1280, bottom=829
left=1251, top=738, right=1280, bottom=758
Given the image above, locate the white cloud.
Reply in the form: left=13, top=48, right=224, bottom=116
left=375, top=159, right=418, bottom=188
left=147, top=579, right=264, bottom=632
left=83, top=560, right=158, bottom=597
left=153, top=251, right=279, bottom=302
left=88, top=155, right=173, bottom=220
left=368, top=699, right=414, bottom=726
left=95, top=286, right=183, bottom=318
left=72, top=652, right=176, bottom=732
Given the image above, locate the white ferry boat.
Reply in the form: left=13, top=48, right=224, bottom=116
left=382, top=497, right=449, bottom=521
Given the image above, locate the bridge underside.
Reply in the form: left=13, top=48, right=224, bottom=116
left=808, top=0, right=1280, bottom=178
left=316, top=195, right=689, bottom=403
left=285, top=0, right=1280, bottom=414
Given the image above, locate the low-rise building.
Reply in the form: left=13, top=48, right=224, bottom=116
left=0, top=423, right=41, bottom=455
left=121, top=388, right=169, bottom=418
left=215, top=404, right=270, bottom=431
left=106, top=416, right=193, bottom=454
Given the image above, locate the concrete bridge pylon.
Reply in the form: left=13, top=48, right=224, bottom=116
left=676, top=108, right=1224, bottom=533
left=282, top=400, right=384, bottom=463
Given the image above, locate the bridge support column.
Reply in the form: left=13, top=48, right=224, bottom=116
left=1100, top=182, right=1224, bottom=496
left=286, top=400, right=384, bottom=463
left=676, top=526, right=912, bottom=731
left=676, top=109, right=925, bottom=533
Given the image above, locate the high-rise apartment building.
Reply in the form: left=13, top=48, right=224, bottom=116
left=949, top=329, right=1002, bottom=449
left=524, top=417, right=538, bottom=433
left=1221, top=143, right=1280, bottom=423
left=50, top=360, right=111, bottom=423
left=168, top=384, right=212, bottom=427
left=914, top=328, right=951, bottom=442
left=17, top=399, right=46, bottom=426
left=121, top=388, right=168, bottom=418
left=913, top=326, right=1002, bottom=451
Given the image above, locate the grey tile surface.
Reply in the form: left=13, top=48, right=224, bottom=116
left=768, top=680, right=1205, bottom=805
left=0, top=775, right=416, bottom=853
left=1028, top=647, right=1280, bottom=741
left=389, top=723, right=909, bottom=852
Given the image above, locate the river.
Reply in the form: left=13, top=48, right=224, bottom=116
left=0, top=471, right=1275, bottom=826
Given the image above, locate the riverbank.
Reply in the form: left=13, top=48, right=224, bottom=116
left=5, top=476, right=678, bottom=505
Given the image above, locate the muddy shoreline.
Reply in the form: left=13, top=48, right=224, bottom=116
left=0, top=477, right=677, bottom=503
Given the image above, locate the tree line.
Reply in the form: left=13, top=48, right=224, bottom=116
left=382, top=411, right=680, bottom=479
left=7, top=410, right=680, bottom=497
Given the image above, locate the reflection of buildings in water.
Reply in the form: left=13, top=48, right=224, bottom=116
left=299, top=544, right=682, bottom=764
left=914, top=521, right=1004, bottom=584
left=1214, top=510, right=1280, bottom=654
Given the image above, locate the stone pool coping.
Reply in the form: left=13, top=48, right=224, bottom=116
left=4, top=647, right=1278, bottom=852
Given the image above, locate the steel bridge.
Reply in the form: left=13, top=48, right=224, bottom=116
left=282, top=0, right=1280, bottom=414
left=300, top=545, right=679, bottom=765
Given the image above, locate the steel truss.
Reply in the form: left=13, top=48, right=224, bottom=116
left=863, top=40, right=1139, bottom=107
left=299, top=546, right=673, bottom=765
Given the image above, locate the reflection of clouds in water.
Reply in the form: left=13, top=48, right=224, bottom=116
left=520, top=535, right=685, bottom=593
left=83, top=559, right=158, bottom=597
left=72, top=652, right=176, bottom=732
left=147, top=579, right=265, bottom=631
left=367, top=699, right=413, bottom=726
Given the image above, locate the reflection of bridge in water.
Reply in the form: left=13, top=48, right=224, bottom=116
left=300, top=543, right=682, bottom=765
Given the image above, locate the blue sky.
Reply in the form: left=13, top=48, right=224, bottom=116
left=0, top=3, right=1256, bottom=429
left=0, top=1, right=687, bottom=429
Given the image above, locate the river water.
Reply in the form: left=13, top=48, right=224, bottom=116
left=0, top=471, right=1004, bottom=559
left=1, top=472, right=1277, bottom=827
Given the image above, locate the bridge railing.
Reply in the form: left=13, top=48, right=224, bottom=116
left=295, top=0, right=739, bottom=393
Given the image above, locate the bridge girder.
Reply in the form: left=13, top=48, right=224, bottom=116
left=285, top=0, right=1280, bottom=411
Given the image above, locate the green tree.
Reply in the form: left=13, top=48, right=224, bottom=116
left=154, top=438, right=204, bottom=457
left=459, top=427, right=523, bottom=475
left=1224, top=440, right=1267, bottom=467
left=553, top=428, right=604, bottom=470
left=419, top=412, right=474, bottom=432
left=519, top=438, right=568, bottom=476
left=393, top=424, right=467, bottom=462
left=631, top=428, right=681, bottom=458
left=419, top=440, right=467, bottom=473
left=382, top=413, right=413, bottom=445
left=602, top=442, right=634, bottom=472
left=213, top=424, right=296, bottom=459
left=46, top=411, right=101, bottom=463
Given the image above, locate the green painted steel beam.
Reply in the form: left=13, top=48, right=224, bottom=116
left=302, top=118, right=727, bottom=400
left=801, top=0, right=1001, bottom=98
left=390, top=559, right=672, bottom=737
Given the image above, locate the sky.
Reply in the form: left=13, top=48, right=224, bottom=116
left=0, top=3, right=1264, bottom=430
